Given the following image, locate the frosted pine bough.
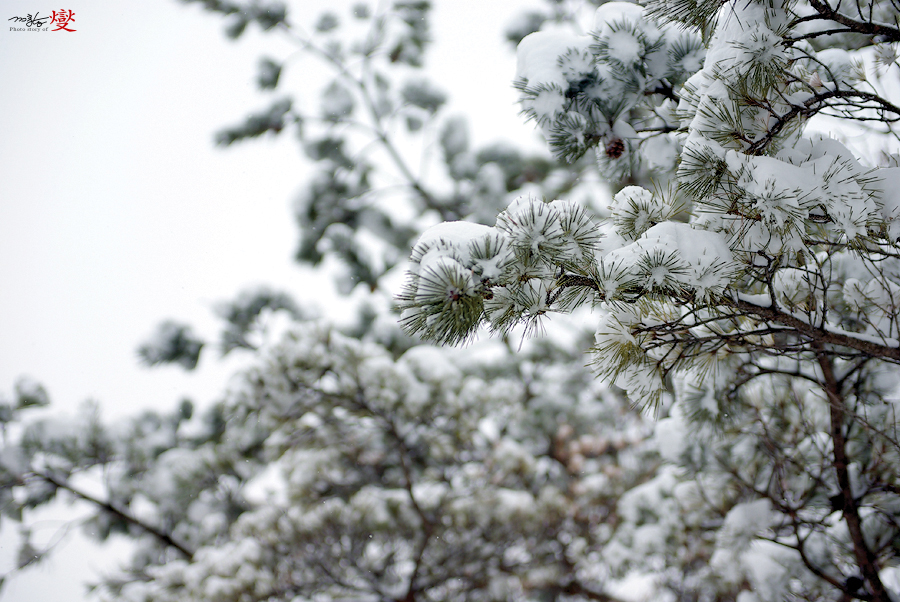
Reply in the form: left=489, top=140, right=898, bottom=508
left=399, top=1, right=900, bottom=597
left=398, top=0, right=900, bottom=407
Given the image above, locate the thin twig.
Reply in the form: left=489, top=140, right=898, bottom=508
left=34, top=470, right=194, bottom=560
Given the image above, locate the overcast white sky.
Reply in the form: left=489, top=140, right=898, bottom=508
left=0, top=0, right=550, bottom=599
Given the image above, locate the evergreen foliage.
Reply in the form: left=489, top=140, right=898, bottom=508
left=399, top=0, right=900, bottom=599
left=4, top=0, right=900, bottom=601
left=138, top=321, right=205, bottom=370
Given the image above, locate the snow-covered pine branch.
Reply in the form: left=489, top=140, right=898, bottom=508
left=399, top=1, right=900, bottom=599
left=399, top=0, right=900, bottom=406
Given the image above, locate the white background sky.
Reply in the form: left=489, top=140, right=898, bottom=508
left=0, top=0, right=552, bottom=599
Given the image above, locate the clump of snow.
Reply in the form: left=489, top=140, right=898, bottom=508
left=516, top=30, right=592, bottom=88
left=604, top=29, right=644, bottom=67
left=591, top=2, right=645, bottom=34
left=654, top=409, right=687, bottom=463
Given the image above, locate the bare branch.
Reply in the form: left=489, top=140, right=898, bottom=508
left=816, top=350, right=890, bottom=602
left=33, top=470, right=194, bottom=560
left=805, top=0, right=900, bottom=42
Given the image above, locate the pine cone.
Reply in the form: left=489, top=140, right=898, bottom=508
left=605, top=137, right=625, bottom=159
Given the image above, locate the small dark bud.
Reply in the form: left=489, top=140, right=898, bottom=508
left=605, top=138, right=625, bottom=159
